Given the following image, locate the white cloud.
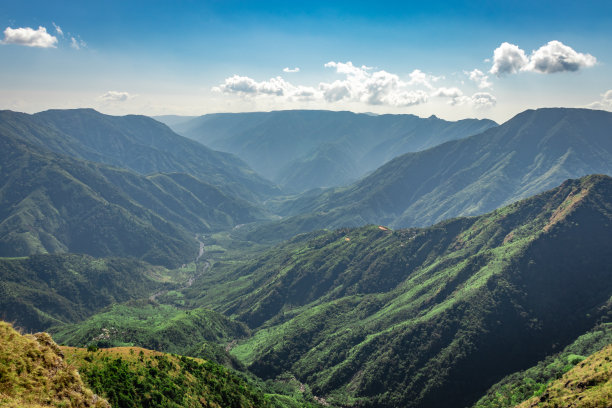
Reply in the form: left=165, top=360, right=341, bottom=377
left=526, top=40, right=596, bottom=73
left=587, top=89, right=612, bottom=110
left=100, top=91, right=133, bottom=102
left=214, top=75, right=318, bottom=101
left=470, top=92, right=497, bottom=109
left=490, top=42, right=528, bottom=76
left=465, top=69, right=492, bottom=89
left=433, top=87, right=496, bottom=109
left=215, top=61, right=496, bottom=110
left=322, top=62, right=431, bottom=106
left=52, top=22, right=63, bottom=37
left=490, top=41, right=596, bottom=77
left=1, top=26, right=57, bottom=48
left=283, top=67, right=300, bottom=73
left=70, top=36, right=87, bottom=50
left=407, top=69, right=442, bottom=89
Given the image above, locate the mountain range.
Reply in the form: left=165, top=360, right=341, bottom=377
left=250, top=108, right=612, bottom=242
left=1, top=106, right=612, bottom=408
left=164, top=110, right=496, bottom=192
left=0, top=109, right=278, bottom=202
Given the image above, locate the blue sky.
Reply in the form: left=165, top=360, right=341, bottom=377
left=1, top=0, right=611, bottom=122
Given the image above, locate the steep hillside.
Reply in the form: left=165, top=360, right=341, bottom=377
left=171, top=110, right=496, bottom=191
left=474, top=323, right=612, bottom=408
left=0, top=320, right=110, bottom=408
left=516, top=344, right=612, bottom=408
left=0, top=130, right=268, bottom=265
left=270, top=108, right=612, bottom=236
left=0, top=254, right=171, bottom=332
left=0, top=109, right=278, bottom=202
left=184, top=175, right=612, bottom=408
left=62, top=344, right=323, bottom=408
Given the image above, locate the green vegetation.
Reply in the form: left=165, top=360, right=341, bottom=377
left=474, top=323, right=612, bottom=407
left=516, top=343, right=612, bottom=407
left=0, top=116, right=274, bottom=266
left=50, top=303, right=249, bottom=365
left=0, top=320, right=110, bottom=407
left=0, top=254, right=171, bottom=332
left=63, top=346, right=270, bottom=408
left=178, top=174, right=612, bottom=407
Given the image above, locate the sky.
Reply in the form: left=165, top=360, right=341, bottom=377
left=1, top=0, right=611, bottom=123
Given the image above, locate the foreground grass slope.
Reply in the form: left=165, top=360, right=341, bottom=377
left=516, top=343, right=612, bottom=408
left=0, top=320, right=109, bottom=408
left=188, top=175, right=612, bottom=407
left=474, top=323, right=612, bottom=408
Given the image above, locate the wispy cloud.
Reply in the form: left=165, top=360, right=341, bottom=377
left=99, top=91, right=133, bottom=102
left=70, top=36, right=87, bottom=50
left=490, top=41, right=596, bottom=76
left=1, top=26, right=57, bottom=48
left=52, top=22, right=63, bottom=37
left=283, top=67, right=300, bottom=73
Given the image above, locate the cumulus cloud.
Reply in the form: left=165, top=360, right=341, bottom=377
left=490, top=42, right=529, bottom=76
left=100, top=91, right=133, bottom=102
left=214, top=75, right=317, bottom=101
left=1, top=26, right=57, bottom=48
left=587, top=90, right=612, bottom=110
left=470, top=92, right=497, bottom=109
left=52, top=22, right=63, bottom=37
left=490, top=41, right=596, bottom=76
left=433, top=87, right=496, bottom=109
left=322, top=62, right=430, bottom=106
left=283, top=67, right=300, bottom=73
left=215, top=61, right=495, bottom=110
left=465, top=69, right=492, bottom=89
left=526, top=40, right=596, bottom=73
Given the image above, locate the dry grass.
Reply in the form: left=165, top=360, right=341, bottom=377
left=517, top=344, right=612, bottom=408
left=0, top=321, right=110, bottom=408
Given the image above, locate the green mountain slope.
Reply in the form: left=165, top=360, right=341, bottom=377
left=170, top=110, right=496, bottom=191
left=516, top=343, right=612, bottom=408
left=0, top=129, right=268, bottom=265
left=474, top=323, right=612, bottom=408
left=0, top=254, right=170, bottom=332
left=50, top=303, right=249, bottom=363
left=0, top=109, right=278, bottom=202
left=185, top=174, right=612, bottom=407
left=267, top=108, right=612, bottom=238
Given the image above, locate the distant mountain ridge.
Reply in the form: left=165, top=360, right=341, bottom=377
left=0, top=109, right=278, bottom=202
left=262, top=108, right=612, bottom=238
left=0, top=128, right=267, bottom=266
left=166, top=110, right=497, bottom=192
